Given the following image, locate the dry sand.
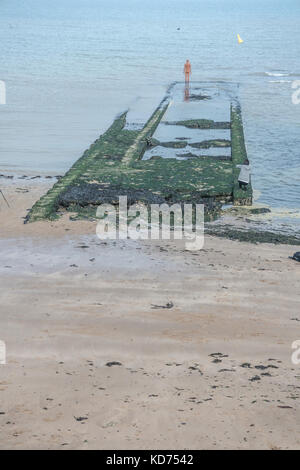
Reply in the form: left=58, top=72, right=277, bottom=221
left=0, top=180, right=299, bottom=449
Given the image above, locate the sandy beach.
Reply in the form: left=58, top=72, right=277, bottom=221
left=0, top=180, right=299, bottom=449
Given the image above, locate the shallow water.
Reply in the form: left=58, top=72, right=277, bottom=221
left=143, top=145, right=231, bottom=160
left=153, top=125, right=231, bottom=144
left=0, top=0, right=299, bottom=232
left=143, top=82, right=232, bottom=160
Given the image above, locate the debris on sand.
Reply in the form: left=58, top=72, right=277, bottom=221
left=74, top=416, right=88, bottom=422
left=188, top=366, right=203, bottom=375
left=249, top=375, right=261, bottom=382
left=105, top=361, right=122, bottom=367
left=151, top=301, right=174, bottom=310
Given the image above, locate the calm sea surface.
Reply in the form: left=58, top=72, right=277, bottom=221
left=0, top=0, right=299, bottom=230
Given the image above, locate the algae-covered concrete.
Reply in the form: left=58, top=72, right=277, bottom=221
left=26, top=82, right=252, bottom=223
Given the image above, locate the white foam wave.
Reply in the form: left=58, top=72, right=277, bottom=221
left=265, top=71, right=290, bottom=77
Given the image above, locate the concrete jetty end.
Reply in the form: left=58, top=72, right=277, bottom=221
left=26, top=82, right=252, bottom=224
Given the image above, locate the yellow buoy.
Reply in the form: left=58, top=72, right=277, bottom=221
left=237, top=34, right=244, bottom=44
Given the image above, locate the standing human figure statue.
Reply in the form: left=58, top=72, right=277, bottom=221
left=184, top=60, right=191, bottom=83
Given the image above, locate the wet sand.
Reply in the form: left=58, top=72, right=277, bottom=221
left=0, top=181, right=299, bottom=449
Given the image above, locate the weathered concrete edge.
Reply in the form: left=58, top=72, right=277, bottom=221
left=231, top=103, right=253, bottom=206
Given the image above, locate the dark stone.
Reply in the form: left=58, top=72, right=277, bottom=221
left=249, top=207, right=271, bottom=215
left=145, top=138, right=160, bottom=147
left=291, top=252, right=300, bottom=262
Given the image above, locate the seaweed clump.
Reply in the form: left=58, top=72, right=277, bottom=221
left=165, top=119, right=231, bottom=129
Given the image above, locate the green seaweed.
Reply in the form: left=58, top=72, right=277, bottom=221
left=190, top=140, right=231, bottom=149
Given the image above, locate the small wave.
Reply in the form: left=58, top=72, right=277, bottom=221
left=248, top=71, right=298, bottom=79
left=265, top=71, right=290, bottom=77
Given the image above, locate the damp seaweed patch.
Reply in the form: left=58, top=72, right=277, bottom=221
left=164, top=119, right=231, bottom=129
left=26, top=82, right=252, bottom=224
